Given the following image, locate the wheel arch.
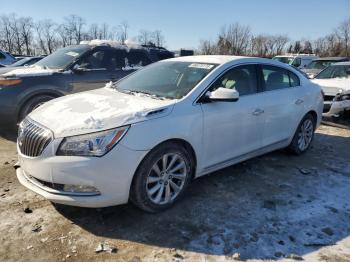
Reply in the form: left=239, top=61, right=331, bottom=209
left=16, top=90, right=64, bottom=122
left=306, top=110, right=318, bottom=128
left=130, top=138, right=198, bottom=192
left=145, top=138, right=196, bottom=176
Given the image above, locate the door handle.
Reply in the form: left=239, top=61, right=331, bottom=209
left=295, top=99, right=304, bottom=105
left=252, top=109, right=264, bottom=116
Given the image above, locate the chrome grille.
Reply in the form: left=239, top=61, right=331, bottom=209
left=18, top=118, right=52, bottom=157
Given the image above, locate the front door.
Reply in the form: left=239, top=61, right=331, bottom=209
left=200, top=64, right=264, bottom=169
left=71, top=48, right=115, bottom=93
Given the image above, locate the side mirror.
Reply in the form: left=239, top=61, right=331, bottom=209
left=207, top=87, right=239, bottom=102
left=72, top=64, right=88, bottom=74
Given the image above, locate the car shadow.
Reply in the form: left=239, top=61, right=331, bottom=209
left=0, top=127, right=17, bottom=142
left=54, top=131, right=350, bottom=260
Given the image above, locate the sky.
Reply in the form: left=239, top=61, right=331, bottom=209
left=1, top=0, right=350, bottom=50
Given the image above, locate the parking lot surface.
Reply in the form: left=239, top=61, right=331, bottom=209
left=0, top=124, right=349, bottom=262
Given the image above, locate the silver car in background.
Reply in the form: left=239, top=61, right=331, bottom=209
left=311, top=62, right=350, bottom=117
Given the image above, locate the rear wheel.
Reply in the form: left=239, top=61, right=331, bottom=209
left=288, top=114, right=315, bottom=155
left=19, top=95, right=55, bottom=122
left=130, top=142, right=193, bottom=213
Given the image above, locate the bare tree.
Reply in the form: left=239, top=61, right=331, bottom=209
left=217, top=23, right=251, bottom=55
left=7, top=14, right=24, bottom=55
left=117, top=21, right=129, bottom=44
left=313, top=37, right=327, bottom=56
left=36, top=19, right=58, bottom=54
left=338, top=18, right=350, bottom=56
left=0, top=15, right=15, bottom=53
left=199, top=39, right=217, bottom=55
left=89, top=23, right=99, bottom=39
left=98, top=23, right=109, bottom=39
left=274, top=35, right=289, bottom=55
left=152, top=30, right=165, bottom=47
left=64, top=15, right=86, bottom=44
left=251, top=35, right=268, bottom=56
left=19, top=17, right=34, bottom=55
left=138, top=29, right=152, bottom=45
left=302, top=40, right=313, bottom=54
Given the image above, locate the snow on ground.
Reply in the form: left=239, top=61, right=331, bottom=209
left=0, top=124, right=349, bottom=261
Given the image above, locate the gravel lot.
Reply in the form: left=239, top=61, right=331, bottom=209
left=0, top=124, right=349, bottom=262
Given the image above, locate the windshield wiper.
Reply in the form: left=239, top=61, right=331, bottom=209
left=115, top=89, right=168, bottom=100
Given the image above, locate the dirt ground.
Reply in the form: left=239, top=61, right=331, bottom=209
left=0, top=123, right=350, bottom=262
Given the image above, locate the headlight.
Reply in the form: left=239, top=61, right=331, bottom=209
left=56, top=126, right=129, bottom=157
left=0, top=78, right=22, bottom=86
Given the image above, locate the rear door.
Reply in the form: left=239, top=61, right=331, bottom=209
left=258, top=65, right=303, bottom=147
left=200, top=64, right=265, bottom=169
left=70, top=47, right=116, bottom=93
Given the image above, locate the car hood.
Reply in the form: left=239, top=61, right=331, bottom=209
left=311, top=78, right=350, bottom=96
left=28, top=87, right=176, bottom=138
left=1, top=65, right=60, bottom=78
left=0, top=66, right=21, bottom=75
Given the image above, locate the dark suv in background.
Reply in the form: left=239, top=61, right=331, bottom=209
left=0, top=41, right=173, bottom=128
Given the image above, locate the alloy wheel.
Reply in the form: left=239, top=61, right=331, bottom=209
left=297, top=119, right=314, bottom=151
left=146, top=153, right=188, bottom=205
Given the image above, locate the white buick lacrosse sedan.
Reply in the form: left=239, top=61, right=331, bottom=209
left=16, top=56, right=323, bottom=212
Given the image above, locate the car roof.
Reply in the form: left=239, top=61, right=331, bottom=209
left=315, top=57, right=349, bottom=61
left=79, top=40, right=167, bottom=51
left=332, top=61, right=350, bottom=66
left=166, top=55, right=294, bottom=67
left=167, top=55, right=248, bottom=64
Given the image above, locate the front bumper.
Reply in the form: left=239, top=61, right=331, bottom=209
left=322, top=95, right=350, bottom=117
left=17, top=141, right=148, bottom=208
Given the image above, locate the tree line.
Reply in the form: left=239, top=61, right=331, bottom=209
left=198, top=18, right=350, bottom=57
left=0, top=13, right=166, bottom=55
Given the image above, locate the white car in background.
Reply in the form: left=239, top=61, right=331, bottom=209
left=272, top=54, right=318, bottom=69
left=16, top=56, right=323, bottom=212
left=311, top=62, right=350, bottom=117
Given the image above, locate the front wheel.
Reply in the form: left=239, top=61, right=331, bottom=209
left=288, top=114, right=315, bottom=155
left=130, top=142, right=194, bottom=213
left=19, top=95, right=55, bottom=123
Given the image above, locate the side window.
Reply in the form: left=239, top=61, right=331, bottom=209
left=262, top=65, right=299, bottom=91
left=113, top=49, right=127, bottom=69
left=77, top=50, right=114, bottom=70
left=292, top=58, right=301, bottom=67
left=0, top=52, right=5, bottom=60
left=126, top=50, right=151, bottom=68
left=289, top=71, right=300, bottom=87
left=332, top=66, right=350, bottom=78
left=210, top=65, right=258, bottom=96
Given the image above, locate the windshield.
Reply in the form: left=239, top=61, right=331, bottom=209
left=306, top=60, right=337, bottom=70
left=12, top=57, right=41, bottom=67
left=114, top=61, right=216, bottom=99
left=36, top=45, right=89, bottom=69
left=273, top=57, right=294, bottom=65
left=316, top=65, right=350, bottom=79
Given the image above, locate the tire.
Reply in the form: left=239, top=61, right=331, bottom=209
left=288, top=113, right=316, bottom=155
left=130, top=142, right=194, bottom=213
left=19, top=95, right=55, bottom=122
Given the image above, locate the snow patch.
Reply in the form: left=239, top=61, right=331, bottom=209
left=80, top=39, right=142, bottom=49
left=84, top=116, right=104, bottom=129
left=104, top=81, right=113, bottom=88
left=3, top=65, right=58, bottom=77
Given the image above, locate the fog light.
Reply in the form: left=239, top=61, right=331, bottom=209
left=63, top=184, right=100, bottom=194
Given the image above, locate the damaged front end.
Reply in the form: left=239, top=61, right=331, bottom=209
left=323, top=90, right=350, bottom=118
